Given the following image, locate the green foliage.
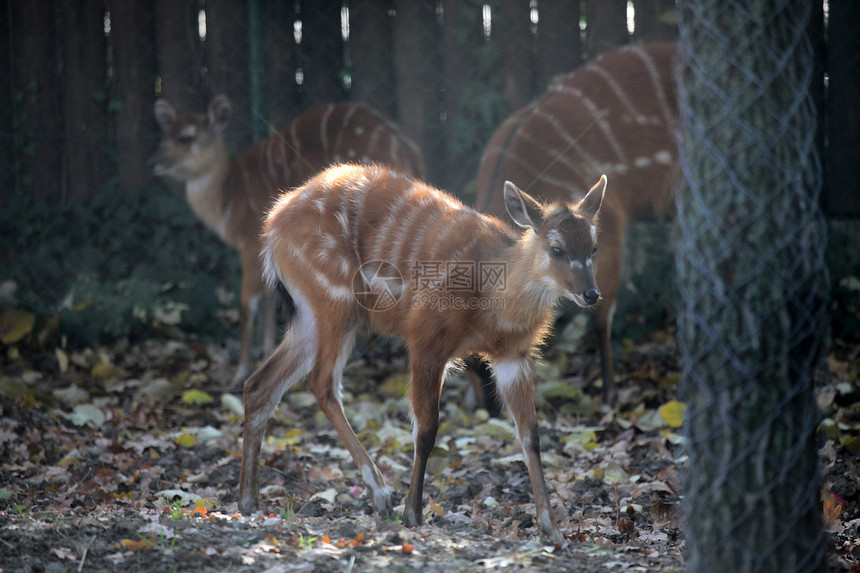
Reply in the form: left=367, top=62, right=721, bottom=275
left=0, top=182, right=239, bottom=347
left=613, top=222, right=677, bottom=344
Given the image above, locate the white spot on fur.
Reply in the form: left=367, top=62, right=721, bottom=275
left=335, top=209, right=350, bottom=234
left=331, top=327, right=357, bottom=401
left=525, top=276, right=560, bottom=301
left=634, top=156, right=652, bottom=168
left=260, top=241, right=280, bottom=290
left=338, top=256, right=352, bottom=278
left=493, top=358, right=531, bottom=394
left=538, top=251, right=551, bottom=271
left=361, top=464, right=389, bottom=508
left=655, top=150, right=673, bottom=164
left=320, top=281, right=354, bottom=301
left=321, top=233, right=337, bottom=250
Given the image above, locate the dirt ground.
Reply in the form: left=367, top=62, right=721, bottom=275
left=0, top=328, right=857, bottom=572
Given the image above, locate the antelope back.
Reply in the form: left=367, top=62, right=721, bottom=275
left=152, top=97, right=426, bottom=247
left=284, top=104, right=426, bottom=183
left=475, top=43, right=678, bottom=222
left=262, top=164, right=603, bottom=359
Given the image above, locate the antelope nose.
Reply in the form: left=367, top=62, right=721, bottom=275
left=584, top=289, right=600, bottom=306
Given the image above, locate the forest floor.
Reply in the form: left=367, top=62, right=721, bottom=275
left=0, top=319, right=858, bottom=572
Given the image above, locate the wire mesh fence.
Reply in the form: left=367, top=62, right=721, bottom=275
left=675, top=0, right=830, bottom=570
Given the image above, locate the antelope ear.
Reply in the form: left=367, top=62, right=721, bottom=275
left=578, top=175, right=606, bottom=219
left=504, top=182, right=545, bottom=230
left=154, top=99, right=176, bottom=132
left=208, top=95, right=232, bottom=132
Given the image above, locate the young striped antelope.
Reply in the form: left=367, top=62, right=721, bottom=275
left=238, top=163, right=606, bottom=543
left=150, top=97, right=424, bottom=387
left=475, top=42, right=678, bottom=405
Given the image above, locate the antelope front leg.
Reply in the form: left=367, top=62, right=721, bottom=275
left=403, top=357, right=445, bottom=527
left=493, top=358, right=564, bottom=544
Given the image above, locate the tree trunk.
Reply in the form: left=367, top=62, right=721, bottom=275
left=676, top=1, right=828, bottom=571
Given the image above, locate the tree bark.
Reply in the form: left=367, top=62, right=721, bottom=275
left=676, top=1, right=828, bottom=571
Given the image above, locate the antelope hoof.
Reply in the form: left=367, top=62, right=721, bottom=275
left=237, top=495, right=259, bottom=516
left=402, top=506, right=422, bottom=528
left=542, top=524, right=565, bottom=545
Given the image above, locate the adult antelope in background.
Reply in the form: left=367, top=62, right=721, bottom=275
left=238, top=163, right=607, bottom=543
left=475, top=43, right=679, bottom=406
left=149, top=96, right=425, bottom=386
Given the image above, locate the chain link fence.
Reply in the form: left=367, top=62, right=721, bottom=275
left=675, top=0, right=829, bottom=570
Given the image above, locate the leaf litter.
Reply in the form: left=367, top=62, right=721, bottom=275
left=0, top=324, right=856, bottom=572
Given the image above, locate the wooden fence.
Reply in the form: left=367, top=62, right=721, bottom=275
left=1, top=0, right=855, bottom=215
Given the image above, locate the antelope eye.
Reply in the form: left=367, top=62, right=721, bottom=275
left=551, top=246, right=566, bottom=259
left=178, top=135, right=195, bottom=145
left=592, top=245, right=598, bottom=257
